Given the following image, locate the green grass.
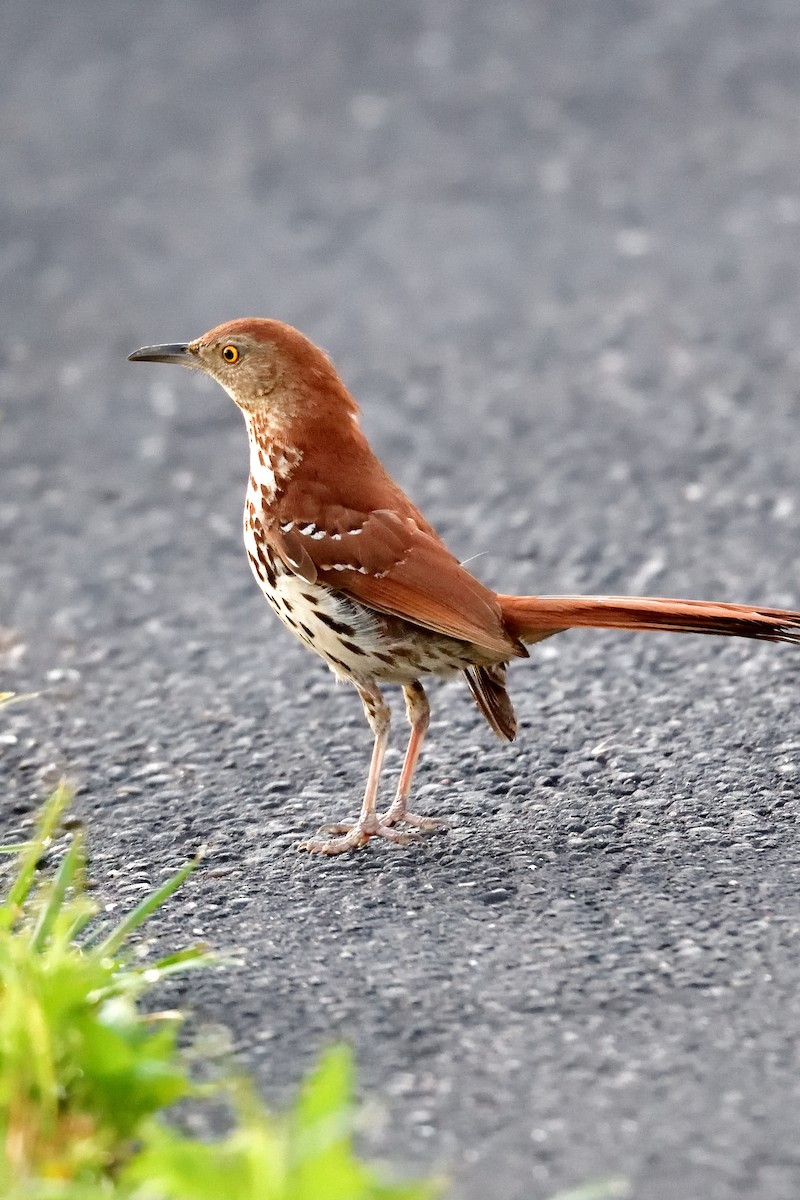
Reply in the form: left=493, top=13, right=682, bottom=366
left=0, top=784, right=438, bottom=1199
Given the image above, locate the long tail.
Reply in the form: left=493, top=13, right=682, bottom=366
left=498, top=594, right=800, bottom=645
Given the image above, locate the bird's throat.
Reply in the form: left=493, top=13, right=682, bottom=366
left=246, top=416, right=302, bottom=510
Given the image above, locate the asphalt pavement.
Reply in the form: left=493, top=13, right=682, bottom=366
left=3, top=2, right=800, bottom=1197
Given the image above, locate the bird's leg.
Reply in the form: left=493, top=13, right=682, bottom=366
left=381, top=682, right=446, bottom=831
left=300, top=681, right=419, bottom=854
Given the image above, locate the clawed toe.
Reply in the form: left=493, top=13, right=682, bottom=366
left=317, top=822, right=357, bottom=836
left=380, top=803, right=449, bottom=832
left=300, top=807, right=449, bottom=853
left=299, top=817, right=421, bottom=855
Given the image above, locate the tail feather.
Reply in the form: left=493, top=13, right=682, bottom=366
left=498, top=594, right=800, bottom=646
left=463, top=663, right=517, bottom=742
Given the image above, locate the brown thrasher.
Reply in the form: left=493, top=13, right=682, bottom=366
left=130, top=319, right=800, bottom=854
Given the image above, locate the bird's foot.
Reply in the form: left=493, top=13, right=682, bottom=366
left=299, top=814, right=421, bottom=855
left=380, top=800, right=449, bottom=832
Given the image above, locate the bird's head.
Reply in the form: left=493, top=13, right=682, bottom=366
left=129, top=318, right=356, bottom=428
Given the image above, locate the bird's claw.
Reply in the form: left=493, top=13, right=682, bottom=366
left=299, top=816, right=422, bottom=855
left=379, top=803, right=449, bottom=832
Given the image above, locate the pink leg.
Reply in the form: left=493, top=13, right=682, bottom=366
left=300, top=681, right=419, bottom=854
left=382, top=682, right=447, bottom=831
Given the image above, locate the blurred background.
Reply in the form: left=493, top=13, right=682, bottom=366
left=4, top=3, right=800, bottom=1199
left=4, top=1, right=800, bottom=624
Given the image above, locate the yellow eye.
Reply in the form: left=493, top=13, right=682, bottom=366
left=221, top=345, right=239, bottom=363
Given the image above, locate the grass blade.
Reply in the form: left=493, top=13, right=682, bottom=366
left=30, top=828, right=85, bottom=952
left=0, top=781, right=72, bottom=929
left=0, top=690, right=38, bottom=711
left=88, top=855, right=200, bottom=960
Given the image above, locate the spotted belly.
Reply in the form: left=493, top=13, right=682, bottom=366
left=243, top=513, right=479, bottom=684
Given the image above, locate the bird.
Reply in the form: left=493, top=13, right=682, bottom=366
left=129, top=319, right=800, bottom=854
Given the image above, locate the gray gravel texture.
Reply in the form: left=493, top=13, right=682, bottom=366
left=3, top=2, right=800, bottom=1197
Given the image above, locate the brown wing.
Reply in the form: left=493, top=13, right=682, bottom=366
left=270, top=503, right=525, bottom=660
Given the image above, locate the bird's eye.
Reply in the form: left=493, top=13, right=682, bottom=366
left=221, top=345, right=240, bottom=363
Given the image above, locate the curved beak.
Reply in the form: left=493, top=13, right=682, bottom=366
left=128, top=342, right=192, bottom=366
